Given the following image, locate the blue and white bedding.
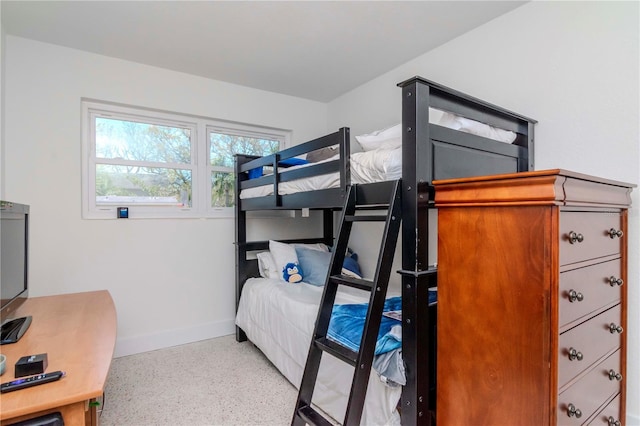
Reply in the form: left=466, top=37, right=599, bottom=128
left=329, top=296, right=406, bottom=387
left=327, top=292, right=437, bottom=387
left=329, top=297, right=404, bottom=355
left=236, top=274, right=438, bottom=425
left=239, top=148, right=403, bottom=199
left=236, top=277, right=405, bottom=426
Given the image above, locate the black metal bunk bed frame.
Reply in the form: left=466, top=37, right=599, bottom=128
left=235, top=76, right=537, bottom=425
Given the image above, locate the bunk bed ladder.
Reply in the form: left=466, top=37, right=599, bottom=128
left=292, top=180, right=402, bottom=426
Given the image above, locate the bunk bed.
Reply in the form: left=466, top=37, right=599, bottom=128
left=235, top=76, right=536, bottom=425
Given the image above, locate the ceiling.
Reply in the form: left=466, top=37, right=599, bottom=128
left=2, top=1, right=526, bottom=102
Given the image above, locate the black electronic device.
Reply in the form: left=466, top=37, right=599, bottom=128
left=0, top=315, right=32, bottom=345
left=0, top=201, right=30, bottom=344
left=0, top=371, right=65, bottom=393
left=15, top=352, right=48, bottom=377
left=8, top=411, right=64, bottom=426
left=117, top=207, right=128, bottom=218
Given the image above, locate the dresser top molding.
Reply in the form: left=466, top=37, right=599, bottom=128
left=433, top=169, right=635, bottom=208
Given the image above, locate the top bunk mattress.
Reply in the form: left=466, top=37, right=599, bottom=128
left=239, top=148, right=401, bottom=199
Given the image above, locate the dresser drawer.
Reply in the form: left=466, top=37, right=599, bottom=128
left=558, top=305, right=622, bottom=389
left=587, top=394, right=621, bottom=425
left=560, top=259, right=622, bottom=330
left=560, top=212, right=623, bottom=266
left=558, top=349, right=621, bottom=425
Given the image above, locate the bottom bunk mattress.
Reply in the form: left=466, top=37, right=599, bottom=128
left=235, top=277, right=402, bottom=426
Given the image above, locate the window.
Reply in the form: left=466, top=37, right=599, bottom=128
left=208, top=128, right=280, bottom=208
left=82, top=100, right=289, bottom=218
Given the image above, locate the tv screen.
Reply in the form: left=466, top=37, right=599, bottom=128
left=0, top=201, right=29, bottom=321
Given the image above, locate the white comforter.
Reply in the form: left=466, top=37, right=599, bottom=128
left=235, top=277, right=402, bottom=425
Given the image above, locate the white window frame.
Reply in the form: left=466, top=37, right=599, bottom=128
left=82, top=99, right=290, bottom=219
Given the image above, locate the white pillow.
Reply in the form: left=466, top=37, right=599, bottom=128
left=437, top=112, right=517, bottom=144
left=355, top=124, right=402, bottom=152
left=342, top=267, right=362, bottom=279
left=291, top=243, right=329, bottom=252
left=256, top=252, right=278, bottom=279
left=269, top=240, right=299, bottom=281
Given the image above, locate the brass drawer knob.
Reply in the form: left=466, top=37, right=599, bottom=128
left=608, top=369, right=623, bottom=381
left=609, top=323, right=623, bottom=334
left=568, top=231, right=584, bottom=244
left=608, top=416, right=621, bottom=426
left=567, top=403, right=582, bottom=418
left=609, top=276, right=624, bottom=286
left=608, top=228, right=623, bottom=239
left=568, top=347, right=583, bottom=361
left=568, top=290, right=584, bottom=303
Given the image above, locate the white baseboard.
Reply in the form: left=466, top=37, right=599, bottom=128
left=113, top=319, right=236, bottom=357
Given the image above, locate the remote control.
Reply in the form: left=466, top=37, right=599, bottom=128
left=1, top=371, right=65, bottom=393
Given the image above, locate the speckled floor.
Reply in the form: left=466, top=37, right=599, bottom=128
left=100, top=334, right=298, bottom=426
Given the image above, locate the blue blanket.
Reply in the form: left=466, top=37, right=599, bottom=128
left=327, top=292, right=437, bottom=356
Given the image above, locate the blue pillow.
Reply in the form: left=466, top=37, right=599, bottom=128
left=295, top=247, right=331, bottom=286
left=280, top=158, right=309, bottom=167
left=247, top=158, right=308, bottom=180
left=247, top=167, right=263, bottom=179
left=343, top=253, right=362, bottom=277
left=329, top=247, right=363, bottom=278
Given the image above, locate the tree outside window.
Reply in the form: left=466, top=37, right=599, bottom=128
left=209, top=132, right=279, bottom=208
left=95, top=117, right=193, bottom=207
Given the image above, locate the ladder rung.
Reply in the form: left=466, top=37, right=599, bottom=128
left=397, top=266, right=438, bottom=277
left=296, top=404, right=334, bottom=426
left=315, top=337, right=357, bottom=366
left=353, top=204, right=390, bottom=210
left=329, top=274, right=374, bottom=291
left=346, top=214, right=387, bottom=222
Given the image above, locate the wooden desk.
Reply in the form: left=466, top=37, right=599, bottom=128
left=0, top=291, right=116, bottom=426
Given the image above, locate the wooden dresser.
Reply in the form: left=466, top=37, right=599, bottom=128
left=433, top=169, right=633, bottom=425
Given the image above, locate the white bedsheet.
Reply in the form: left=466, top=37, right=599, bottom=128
left=235, top=277, right=402, bottom=426
left=239, top=148, right=402, bottom=200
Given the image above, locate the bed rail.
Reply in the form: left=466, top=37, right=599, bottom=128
left=398, top=76, right=537, bottom=179
left=235, top=127, right=350, bottom=211
left=398, top=76, right=536, bottom=140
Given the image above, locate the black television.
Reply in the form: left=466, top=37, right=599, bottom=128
left=0, top=200, right=32, bottom=344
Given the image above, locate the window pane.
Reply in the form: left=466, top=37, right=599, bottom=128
left=96, top=164, right=191, bottom=206
left=211, top=171, right=235, bottom=207
left=209, top=133, right=279, bottom=168
left=96, top=117, right=191, bottom=164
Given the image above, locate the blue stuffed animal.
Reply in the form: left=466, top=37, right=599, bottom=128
left=283, top=262, right=303, bottom=283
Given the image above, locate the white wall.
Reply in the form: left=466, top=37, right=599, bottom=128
left=328, top=1, right=639, bottom=423
left=4, top=36, right=329, bottom=357
left=1, top=6, right=5, bottom=198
